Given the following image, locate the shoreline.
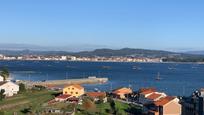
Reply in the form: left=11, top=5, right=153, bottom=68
left=0, top=59, right=204, bottom=64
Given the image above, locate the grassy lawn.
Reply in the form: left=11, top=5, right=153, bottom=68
left=0, top=90, right=56, bottom=115
left=75, top=100, right=141, bottom=115
left=0, top=91, right=142, bottom=115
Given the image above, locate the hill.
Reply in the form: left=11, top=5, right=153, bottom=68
left=0, top=48, right=204, bottom=62
left=185, top=51, right=204, bottom=55
left=75, top=48, right=178, bottom=57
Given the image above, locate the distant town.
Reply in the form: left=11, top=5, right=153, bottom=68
left=0, top=54, right=163, bottom=63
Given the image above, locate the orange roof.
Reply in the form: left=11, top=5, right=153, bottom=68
left=140, top=87, right=156, bottom=92
left=154, top=96, right=175, bottom=106
left=86, top=92, right=106, bottom=98
left=113, top=87, right=132, bottom=94
left=65, top=84, right=84, bottom=90
left=140, top=88, right=156, bottom=95
left=146, top=93, right=162, bottom=100
left=141, top=90, right=155, bottom=95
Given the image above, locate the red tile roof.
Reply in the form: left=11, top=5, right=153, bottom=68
left=140, top=87, right=156, bottom=92
left=154, top=96, right=175, bottom=106
left=112, top=87, right=132, bottom=94
left=140, top=88, right=156, bottom=95
left=141, top=90, right=155, bottom=95
left=146, top=93, right=162, bottom=100
left=56, top=94, right=71, bottom=99
left=67, top=97, right=79, bottom=101
left=86, top=92, right=106, bottom=98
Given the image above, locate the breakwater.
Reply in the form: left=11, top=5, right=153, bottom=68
left=19, top=77, right=108, bottom=87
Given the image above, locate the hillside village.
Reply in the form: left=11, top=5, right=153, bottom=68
left=0, top=69, right=204, bottom=115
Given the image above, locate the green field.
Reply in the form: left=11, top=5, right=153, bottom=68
left=76, top=99, right=142, bottom=115
left=0, top=90, right=142, bottom=115
left=0, top=90, right=56, bottom=115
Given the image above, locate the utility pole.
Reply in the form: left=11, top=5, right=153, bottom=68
left=110, top=82, right=113, bottom=91
left=29, top=74, right=31, bottom=82
left=66, top=72, right=68, bottom=80
left=46, top=73, right=48, bottom=81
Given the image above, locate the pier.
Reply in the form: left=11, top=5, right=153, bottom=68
left=19, top=77, right=108, bottom=87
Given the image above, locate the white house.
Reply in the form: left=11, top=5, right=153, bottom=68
left=0, top=81, right=19, bottom=97
left=0, top=75, right=4, bottom=82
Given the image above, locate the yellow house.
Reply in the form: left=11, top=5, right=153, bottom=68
left=63, top=84, right=84, bottom=98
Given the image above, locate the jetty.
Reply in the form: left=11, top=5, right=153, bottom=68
left=19, top=77, right=108, bottom=87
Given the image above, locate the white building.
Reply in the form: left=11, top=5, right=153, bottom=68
left=0, top=75, right=4, bottom=82
left=138, top=88, right=166, bottom=104
left=0, top=81, right=19, bottom=97
left=61, top=56, right=67, bottom=60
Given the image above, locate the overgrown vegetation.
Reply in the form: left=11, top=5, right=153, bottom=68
left=0, top=68, right=9, bottom=81
left=0, top=89, right=5, bottom=101
left=0, top=89, right=56, bottom=114
left=76, top=97, right=142, bottom=115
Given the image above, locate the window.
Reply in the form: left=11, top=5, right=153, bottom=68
left=76, top=92, right=78, bottom=94
left=72, top=88, right=74, bottom=90
left=71, top=92, right=73, bottom=94
left=65, top=91, right=67, bottom=94
left=68, top=88, right=70, bottom=90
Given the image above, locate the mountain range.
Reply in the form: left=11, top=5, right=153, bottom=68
left=184, top=51, right=204, bottom=55
left=0, top=43, right=204, bottom=62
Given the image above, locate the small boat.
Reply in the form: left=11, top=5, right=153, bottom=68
left=94, top=88, right=100, bottom=92
left=132, top=66, right=142, bottom=70
left=192, top=66, right=198, bottom=69
left=156, top=72, right=162, bottom=81
left=101, top=66, right=111, bottom=69
left=168, top=67, right=176, bottom=70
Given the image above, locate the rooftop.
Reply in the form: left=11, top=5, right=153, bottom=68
left=146, top=93, right=162, bottom=100
left=113, top=87, right=132, bottom=94
left=56, top=94, right=71, bottom=99
left=65, top=84, right=84, bottom=90
left=139, top=87, right=157, bottom=95
left=0, top=81, right=7, bottom=86
left=154, top=96, right=175, bottom=106
left=86, top=92, right=106, bottom=98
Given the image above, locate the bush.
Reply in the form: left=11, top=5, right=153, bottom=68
left=0, top=89, right=5, bottom=101
left=19, top=83, right=26, bottom=93
left=82, top=98, right=96, bottom=113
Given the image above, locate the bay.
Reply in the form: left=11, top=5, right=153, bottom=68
left=0, top=60, right=203, bottom=96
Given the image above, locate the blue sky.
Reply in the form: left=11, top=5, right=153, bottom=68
left=0, top=0, right=203, bottom=51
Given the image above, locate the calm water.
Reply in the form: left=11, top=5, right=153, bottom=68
left=0, top=60, right=204, bottom=96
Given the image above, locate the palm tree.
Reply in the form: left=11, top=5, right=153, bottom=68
left=0, top=68, right=10, bottom=81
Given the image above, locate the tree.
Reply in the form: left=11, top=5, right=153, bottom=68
left=108, top=97, right=116, bottom=114
left=19, top=83, right=26, bottom=93
left=82, top=98, right=96, bottom=114
left=0, top=89, right=5, bottom=101
left=0, top=68, right=10, bottom=81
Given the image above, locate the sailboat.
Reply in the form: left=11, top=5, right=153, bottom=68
left=155, top=72, right=162, bottom=81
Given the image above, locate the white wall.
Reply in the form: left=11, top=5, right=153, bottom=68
left=0, top=82, right=19, bottom=97
left=0, top=76, right=4, bottom=82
